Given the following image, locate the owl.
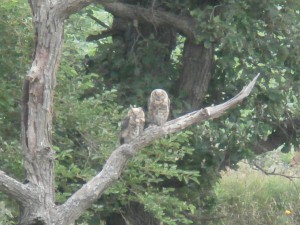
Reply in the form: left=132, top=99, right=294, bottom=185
left=148, top=89, right=170, bottom=126
left=120, top=107, right=145, bottom=144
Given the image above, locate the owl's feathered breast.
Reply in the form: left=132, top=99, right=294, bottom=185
left=148, top=89, right=170, bottom=126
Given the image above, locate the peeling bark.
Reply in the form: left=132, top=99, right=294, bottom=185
left=20, top=0, right=94, bottom=224
left=20, top=0, right=64, bottom=223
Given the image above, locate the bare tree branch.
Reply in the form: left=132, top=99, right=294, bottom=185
left=205, top=73, right=260, bottom=118
left=51, top=0, right=197, bottom=39
left=57, top=74, right=260, bottom=224
left=252, top=161, right=300, bottom=180
left=0, top=170, right=37, bottom=205
left=88, top=14, right=110, bottom=28
left=251, top=160, right=300, bottom=198
left=101, top=2, right=197, bottom=40
left=54, top=0, right=96, bottom=19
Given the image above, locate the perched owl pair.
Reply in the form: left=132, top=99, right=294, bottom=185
left=120, top=89, right=170, bottom=144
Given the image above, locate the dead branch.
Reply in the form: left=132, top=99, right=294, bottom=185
left=57, top=74, right=260, bottom=224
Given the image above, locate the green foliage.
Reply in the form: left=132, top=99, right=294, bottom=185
left=0, top=2, right=32, bottom=223
left=137, top=188, right=196, bottom=225
left=0, top=0, right=32, bottom=143
left=54, top=75, right=124, bottom=203
left=91, top=35, right=178, bottom=106
left=0, top=201, right=16, bottom=225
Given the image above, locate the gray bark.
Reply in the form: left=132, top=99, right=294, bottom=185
left=20, top=0, right=64, bottom=223
left=102, top=2, right=197, bottom=40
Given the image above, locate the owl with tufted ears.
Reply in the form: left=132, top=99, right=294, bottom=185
left=120, top=107, right=145, bottom=144
left=148, top=89, right=170, bottom=126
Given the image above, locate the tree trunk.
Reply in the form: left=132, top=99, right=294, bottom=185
left=20, top=1, right=64, bottom=224
left=178, top=40, right=214, bottom=109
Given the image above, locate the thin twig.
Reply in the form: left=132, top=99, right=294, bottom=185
left=252, top=161, right=300, bottom=180
left=88, top=14, right=110, bottom=28
left=252, top=161, right=300, bottom=196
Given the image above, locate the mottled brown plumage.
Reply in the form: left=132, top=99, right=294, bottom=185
left=148, top=89, right=170, bottom=126
left=120, top=107, right=145, bottom=144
